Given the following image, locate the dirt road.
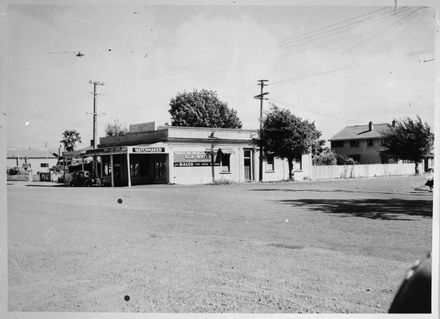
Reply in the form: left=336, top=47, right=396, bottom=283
left=7, top=175, right=432, bottom=312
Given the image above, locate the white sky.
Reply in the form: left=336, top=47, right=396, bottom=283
left=4, top=1, right=437, bottom=150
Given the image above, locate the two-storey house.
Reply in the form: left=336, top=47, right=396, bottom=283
left=328, top=121, right=390, bottom=164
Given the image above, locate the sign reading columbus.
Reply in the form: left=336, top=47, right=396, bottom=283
left=173, top=151, right=219, bottom=167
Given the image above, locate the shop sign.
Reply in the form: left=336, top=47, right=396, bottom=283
left=102, top=146, right=127, bottom=153
left=132, top=147, right=165, bottom=153
left=173, top=151, right=219, bottom=167
left=62, top=150, right=82, bottom=158
left=174, top=162, right=219, bottom=167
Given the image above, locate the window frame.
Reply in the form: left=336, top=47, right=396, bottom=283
left=265, top=153, right=275, bottom=172
left=331, top=140, right=344, bottom=148
left=220, top=153, right=231, bottom=173
left=349, top=140, right=360, bottom=148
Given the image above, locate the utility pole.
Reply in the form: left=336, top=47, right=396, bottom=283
left=254, top=79, right=269, bottom=182
left=89, top=80, right=105, bottom=148
left=89, top=80, right=105, bottom=177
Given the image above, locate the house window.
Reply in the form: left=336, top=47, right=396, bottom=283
left=350, top=140, right=359, bottom=148
left=40, top=163, right=49, bottom=168
left=220, top=153, right=230, bottom=173
left=294, top=157, right=302, bottom=171
left=266, top=154, right=275, bottom=172
left=331, top=141, right=344, bottom=148
left=367, top=139, right=374, bottom=147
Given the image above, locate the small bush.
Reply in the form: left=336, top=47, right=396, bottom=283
left=336, top=154, right=358, bottom=165
left=313, top=149, right=337, bottom=165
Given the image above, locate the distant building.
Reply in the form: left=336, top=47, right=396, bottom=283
left=328, top=121, right=391, bottom=164
left=82, top=123, right=312, bottom=186
left=6, top=148, right=58, bottom=173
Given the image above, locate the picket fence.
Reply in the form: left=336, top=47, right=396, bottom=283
left=310, top=163, right=416, bottom=180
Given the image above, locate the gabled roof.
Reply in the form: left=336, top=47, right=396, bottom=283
left=328, top=123, right=390, bottom=141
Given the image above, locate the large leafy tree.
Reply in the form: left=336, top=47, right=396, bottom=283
left=256, top=105, right=321, bottom=180
left=104, top=119, right=128, bottom=137
left=169, top=89, right=242, bottom=128
left=60, top=130, right=82, bottom=152
left=380, top=116, right=433, bottom=174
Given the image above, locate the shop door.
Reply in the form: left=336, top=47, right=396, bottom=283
left=243, top=149, right=254, bottom=181
left=113, top=163, right=122, bottom=186
left=153, top=154, right=168, bottom=183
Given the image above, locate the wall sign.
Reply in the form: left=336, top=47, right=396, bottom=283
left=132, top=147, right=165, bottom=153
left=173, top=151, right=219, bottom=167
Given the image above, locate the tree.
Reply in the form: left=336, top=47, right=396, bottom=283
left=169, top=89, right=242, bottom=128
left=311, top=139, right=326, bottom=162
left=60, top=130, right=82, bottom=152
left=313, top=149, right=337, bottom=165
left=104, top=119, right=128, bottom=137
left=255, top=105, right=321, bottom=180
left=380, top=116, right=433, bottom=174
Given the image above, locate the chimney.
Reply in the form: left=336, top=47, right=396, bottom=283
left=368, top=121, right=373, bottom=131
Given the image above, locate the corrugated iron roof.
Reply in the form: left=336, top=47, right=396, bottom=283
left=328, top=123, right=390, bottom=141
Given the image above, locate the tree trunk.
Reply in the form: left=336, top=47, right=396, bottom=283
left=288, top=158, right=294, bottom=180
left=415, top=162, right=419, bottom=175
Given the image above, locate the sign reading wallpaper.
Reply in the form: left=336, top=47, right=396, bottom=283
left=173, top=151, right=219, bottom=167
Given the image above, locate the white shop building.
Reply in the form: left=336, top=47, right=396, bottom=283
left=85, top=124, right=312, bottom=186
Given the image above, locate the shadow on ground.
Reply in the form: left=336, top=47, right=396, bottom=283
left=280, top=198, right=433, bottom=220
left=252, top=188, right=431, bottom=197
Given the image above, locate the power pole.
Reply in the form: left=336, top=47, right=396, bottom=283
left=89, top=80, right=105, bottom=148
left=89, top=80, right=105, bottom=177
left=254, top=79, right=269, bottom=182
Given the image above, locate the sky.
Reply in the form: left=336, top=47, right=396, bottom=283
left=4, top=1, right=437, bottom=150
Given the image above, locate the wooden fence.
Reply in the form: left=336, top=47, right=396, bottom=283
left=310, top=163, right=416, bottom=180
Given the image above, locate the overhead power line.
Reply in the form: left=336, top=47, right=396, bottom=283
left=268, top=98, right=359, bottom=123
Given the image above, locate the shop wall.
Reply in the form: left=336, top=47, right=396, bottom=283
left=261, top=154, right=312, bottom=182
left=169, top=145, right=312, bottom=184
left=169, top=144, right=247, bottom=184
left=262, top=157, right=289, bottom=182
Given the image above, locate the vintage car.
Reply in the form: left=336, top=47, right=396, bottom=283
left=69, top=170, right=94, bottom=187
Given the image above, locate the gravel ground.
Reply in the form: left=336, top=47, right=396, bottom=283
left=7, top=175, right=433, bottom=313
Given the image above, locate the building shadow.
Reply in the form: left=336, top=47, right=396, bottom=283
left=251, top=188, right=431, bottom=197
left=279, top=198, right=433, bottom=221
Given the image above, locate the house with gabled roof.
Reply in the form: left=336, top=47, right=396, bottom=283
left=6, top=148, right=59, bottom=172
left=328, top=121, right=392, bottom=164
